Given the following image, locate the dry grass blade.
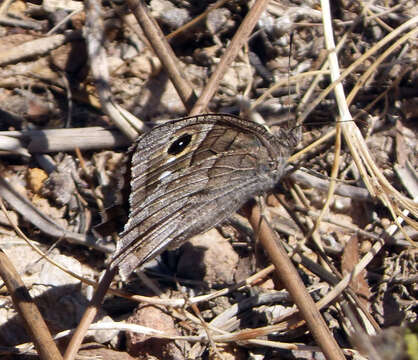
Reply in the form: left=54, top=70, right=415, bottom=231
left=320, top=0, right=417, bottom=242
left=346, top=28, right=418, bottom=105
left=298, top=16, right=418, bottom=124
left=305, top=123, right=342, bottom=242
left=341, top=121, right=417, bottom=235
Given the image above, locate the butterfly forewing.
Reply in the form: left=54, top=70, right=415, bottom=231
left=110, top=114, right=291, bottom=279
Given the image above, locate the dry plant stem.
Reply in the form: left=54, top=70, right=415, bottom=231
left=0, top=200, right=63, bottom=359
left=290, top=245, right=378, bottom=334
left=289, top=169, right=372, bottom=202
left=289, top=126, right=335, bottom=163
left=249, top=204, right=345, bottom=360
left=0, top=127, right=130, bottom=153
left=126, top=0, right=197, bottom=111
left=0, top=194, right=125, bottom=293
left=322, top=208, right=412, bottom=305
left=286, top=174, right=379, bottom=329
left=322, top=0, right=417, bottom=222
left=52, top=322, right=315, bottom=352
left=85, top=0, right=145, bottom=140
left=190, top=0, right=270, bottom=115
left=0, top=73, right=102, bottom=109
left=124, top=264, right=273, bottom=305
left=190, top=303, right=222, bottom=358
left=341, top=303, right=382, bottom=360
left=208, top=206, right=406, bottom=342
left=0, top=31, right=81, bottom=66
left=0, top=200, right=63, bottom=360
left=308, top=208, right=406, bottom=318
left=265, top=214, right=400, bottom=334
left=297, top=13, right=360, bottom=120
left=0, top=16, right=43, bottom=30
left=355, top=66, right=410, bottom=120
left=0, top=201, right=183, bottom=308
left=320, top=0, right=351, bottom=121
left=208, top=290, right=290, bottom=332
left=287, top=243, right=380, bottom=332
left=63, top=267, right=117, bottom=360
left=291, top=115, right=380, bottom=334
left=364, top=6, right=394, bottom=32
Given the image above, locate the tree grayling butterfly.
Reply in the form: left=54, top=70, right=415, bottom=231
left=108, top=113, right=294, bottom=280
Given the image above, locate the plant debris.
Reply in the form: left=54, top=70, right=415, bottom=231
left=0, top=0, right=416, bottom=359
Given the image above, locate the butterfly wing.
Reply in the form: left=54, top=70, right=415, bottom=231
left=110, top=114, right=290, bottom=279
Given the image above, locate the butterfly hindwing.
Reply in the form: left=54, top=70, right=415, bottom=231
left=110, top=114, right=291, bottom=279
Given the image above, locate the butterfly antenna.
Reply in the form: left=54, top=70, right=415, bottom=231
left=288, top=32, right=293, bottom=125
left=286, top=33, right=302, bottom=149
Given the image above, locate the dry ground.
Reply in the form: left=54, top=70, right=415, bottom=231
left=0, top=0, right=417, bottom=359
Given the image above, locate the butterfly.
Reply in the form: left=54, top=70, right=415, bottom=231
left=108, top=114, right=293, bottom=280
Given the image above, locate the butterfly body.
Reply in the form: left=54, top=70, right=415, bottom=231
left=110, top=114, right=292, bottom=280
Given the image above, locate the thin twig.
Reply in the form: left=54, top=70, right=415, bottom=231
left=126, top=0, right=197, bottom=111
left=0, top=199, right=63, bottom=360
left=0, top=31, right=81, bottom=66
left=85, top=0, right=146, bottom=139
left=190, top=0, right=271, bottom=115
left=248, top=203, right=346, bottom=360
left=63, top=267, right=117, bottom=360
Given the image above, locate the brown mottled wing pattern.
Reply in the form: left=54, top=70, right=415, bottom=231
left=110, top=114, right=291, bottom=280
